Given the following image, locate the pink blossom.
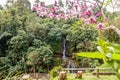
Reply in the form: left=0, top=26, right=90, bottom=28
left=80, top=12, right=85, bottom=17
left=52, top=14, right=56, bottom=18
left=94, top=3, right=97, bottom=6
left=84, top=2, right=87, bottom=7
left=96, top=12, right=102, bottom=17
left=73, top=2, right=79, bottom=11
left=38, top=13, right=44, bottom=17
left=104, top=18, right=109, bottom=22
left=33, top=3, right=40, bottom=11
left=37, top=8, right=41, bottom=12
left=81, top=6, right=85, bottom=10
left=84, top=18, right=90, bottom=24
left=54, top=0, right=57, bottom=6
left=60, top=14, right=65, bottom=19
left=35, top=3, right=40, bottom=8
left=51, top=7, right=55, bottom=12
left=89, top=5, right=93, bottom=8
left=42, top=2, right=45, bottom=7
left=33, top=1, right=101, bottom=20
left=56, top=15, right=61, bottom=20
left=33, top=6, right=37, bottom=11
left=68, top=0, right=73, bottom=5
left=54, top=7, right=60, bottom=12
left=96, top=23, right=104, bottom=30
left=74, top=5, right=78, bottom=11
left=89, top=17, right=97, bottom=24
left=49, top=13, right=56, bottom=18
left=45, top=9, right=49, bottom=13
left=67, top=10, right=71, bottom=14
left=85, top=9, right=93, bottom=16
left=62, top=15, right=68, bottom=20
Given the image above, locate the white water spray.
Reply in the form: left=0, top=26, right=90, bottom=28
left=62, top=38, right=66, bottom=59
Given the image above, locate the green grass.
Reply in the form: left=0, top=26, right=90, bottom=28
left=51, top=73, right=118, bottom=80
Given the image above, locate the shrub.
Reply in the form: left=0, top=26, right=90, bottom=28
left=50, top=66, right=63, bottom=78
left=39, top=66, right=47, bottom=73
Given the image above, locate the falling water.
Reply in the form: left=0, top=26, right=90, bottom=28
left=67, top=59, right=76, bottom=73
left=0, top=32, right=6, bottom=39
left=67, top=60, right=71, bottom=68
left=62, top=38, right=66, bottom=59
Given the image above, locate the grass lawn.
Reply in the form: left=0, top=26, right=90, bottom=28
left=51, top=73, right=118, bottom=80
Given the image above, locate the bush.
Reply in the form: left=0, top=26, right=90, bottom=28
left=50, top=66, right=63, bottom=78
left=39, top=66, right=47, bottom=73
left=76, top=56, right=101, bottom=68
left=26, top=39, right=53, bottom=72
left=53, top=58, right=62, bottom=66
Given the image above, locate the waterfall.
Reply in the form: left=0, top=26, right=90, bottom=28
left=0, top=32, right=6, bottom=40
left=62, top=38, right=66, bottom=59
left=61, top=37, right=77, bottom=73
left=67, top=59, right=76, bottom=73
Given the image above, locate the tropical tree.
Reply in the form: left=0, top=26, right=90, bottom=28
left=26, top=39, right=53, bottom=72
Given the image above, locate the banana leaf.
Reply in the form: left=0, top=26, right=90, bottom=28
left=77, top=52, right=105, bottom=59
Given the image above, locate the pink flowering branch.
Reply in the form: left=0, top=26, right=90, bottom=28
left=33, top=0, right=111, bottom=30
left=33, top=1, right=97, bottom=20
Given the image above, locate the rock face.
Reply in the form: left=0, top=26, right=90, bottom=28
left=58, top=71, right=67, bottom=80
left=75, top=71, right=83, bottom=78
